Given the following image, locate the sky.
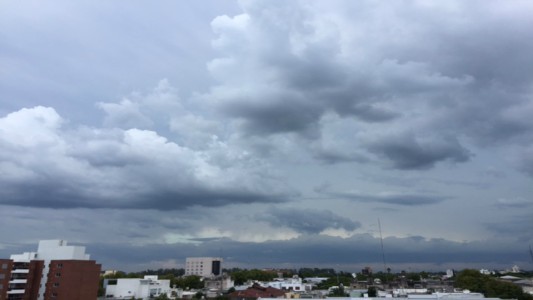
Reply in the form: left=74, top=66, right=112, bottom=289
left=1, top=0, right=532, bottom=273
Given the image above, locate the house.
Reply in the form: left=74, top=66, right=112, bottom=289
left=228, top=283, right=285, bottom=300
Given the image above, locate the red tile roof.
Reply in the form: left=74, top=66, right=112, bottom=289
left=228, top=284, right=285, bottom=299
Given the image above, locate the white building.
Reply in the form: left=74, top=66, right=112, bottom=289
left=185, top=257, right=223, bottom=277
left=105, top=275, right=171, bottom=299
left=263, top=276, right=312, bottom=292
left=9, top=239, right=94, bottom=300
left=204, top=274, right=235, bottom=291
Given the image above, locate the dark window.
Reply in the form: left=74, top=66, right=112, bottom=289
left=1, top=264, right=6, bottom=270
left=211, top=260, right=221, bottom=276
left=55, top=273, right=61, bottom=277
left=57, top=263, right=63, bottom=268
left=53, top=283, right=60, bottom=287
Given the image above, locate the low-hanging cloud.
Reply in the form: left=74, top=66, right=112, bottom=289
left=319, top=189, right=448, bottom=206
left=257, top=208, right=361, bottom=234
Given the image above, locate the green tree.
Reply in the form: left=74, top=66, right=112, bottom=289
left=175, top=275, right=204, bottom=289
left=228, top=269, right=277, bottom=285
left=455, top=269, right=533, bottom=300
left=367, top=286, right=377, bottom=297
left=329, top=284, right=348, bottom=297
left=154, top=294, right=169, bottom=300
left=316, top=275, right=352, bottom=289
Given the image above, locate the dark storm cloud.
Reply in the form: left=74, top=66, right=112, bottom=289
left=256, top=208, right=360, bottom=234
left=208, top=0, right=533, bottom=174
left=1, top=0, right=533, bottom=272
left=366, top=134, right=471, bottom=170
left=44, top=234, right=529, bottom=271
left=0, top=182, right=286, bottom=210
left=223, top=94, right=322, bottom=137
left=484, top=214, right=533, bottom=241
left=518, top=148, right=533, bottom=177
left=321, top=190, right=447, bottom=206
left=312, top=150, right=370, bottom=165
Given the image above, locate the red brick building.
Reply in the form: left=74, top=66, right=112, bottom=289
left=0, top=240, right=101, bottom=300
left=44, top=260, right=101, bottom=300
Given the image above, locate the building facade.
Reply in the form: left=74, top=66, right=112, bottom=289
left=0, top=240, right=101, bottom=300
left=104, top=275, right=171, bottom=300
left=185, top=257, right=222, bottom=277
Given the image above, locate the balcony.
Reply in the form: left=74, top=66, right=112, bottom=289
left=11, top=269, right=29, bottom=274
left=9, top=279, right=27, bottom=284
left=7, top=289, right=25, bottom=294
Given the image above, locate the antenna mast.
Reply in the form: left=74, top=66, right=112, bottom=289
left=378, top=218, right=387, bottom=274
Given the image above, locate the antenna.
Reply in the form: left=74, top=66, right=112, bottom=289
left=378, top=218, right=387, bottom=283
left=529, top=244, right=533, bottom=264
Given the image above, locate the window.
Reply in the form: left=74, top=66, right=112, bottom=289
left=53, top=283, right=60, bottom=287
left=1, top=264, right=6, bottom=270
left=0, top=283, right=3, bottom=290
left=0, top=274, right=4, bottom=279
left=55, top=273, right=61, bottom=277
left=57, top=263, right=63, bottom=268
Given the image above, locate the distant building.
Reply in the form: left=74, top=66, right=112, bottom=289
left=361, top=267, right=373, bottom=275
left=185, top=257, right=222, bottom=277
left=0, top=240, right=101, bottom=300
left=204, top=274, right=234, bottom=291
left=263, top=276, right=312, bottom=292
left=102, top=270, right=118, bottom=276
left=104, top=275, right=171, bottom=300
left=444, top=269, right=454, bottom=279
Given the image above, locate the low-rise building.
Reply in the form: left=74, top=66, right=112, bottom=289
left=204, top=274, right=235, bottom=291
left=104, top=275, right=171, bottom=299
left=263, top=276, right=312, bottom=292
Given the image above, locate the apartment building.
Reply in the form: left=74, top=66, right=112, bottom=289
left=185, top=257, right=222, bottom=277
left=0, top=240, right=101, bottom=300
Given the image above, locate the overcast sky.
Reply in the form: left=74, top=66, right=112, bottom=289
left=1, top=0, right=532, bottom=272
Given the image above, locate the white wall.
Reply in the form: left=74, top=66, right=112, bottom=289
left=106, top=277, right=171, bottom=300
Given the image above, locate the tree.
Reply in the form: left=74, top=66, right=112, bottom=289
left=329, top=284, right=348, bottom=297
left=455, top=269, right=533, bottom=300
left=367, top=286, right=377, bottom=297
left=228, top=269, right=277, bottom=285
left=175, top=275, right=204, bottom=289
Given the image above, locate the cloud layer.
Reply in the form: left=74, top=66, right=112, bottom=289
left=0, top=106, right=291, bottom=209
left=1, top=0, right=533, bottom=271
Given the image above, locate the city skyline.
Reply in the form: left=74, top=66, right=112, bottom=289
left=1, top=0, right=532, bottom=271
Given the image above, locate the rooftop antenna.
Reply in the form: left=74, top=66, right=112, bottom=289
left=378, top=218, right=388, bottom=284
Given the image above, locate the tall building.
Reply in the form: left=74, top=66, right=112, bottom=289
left=0, top=240, right=101, bottom=300
left=185, top=257, right=222, bottom=277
